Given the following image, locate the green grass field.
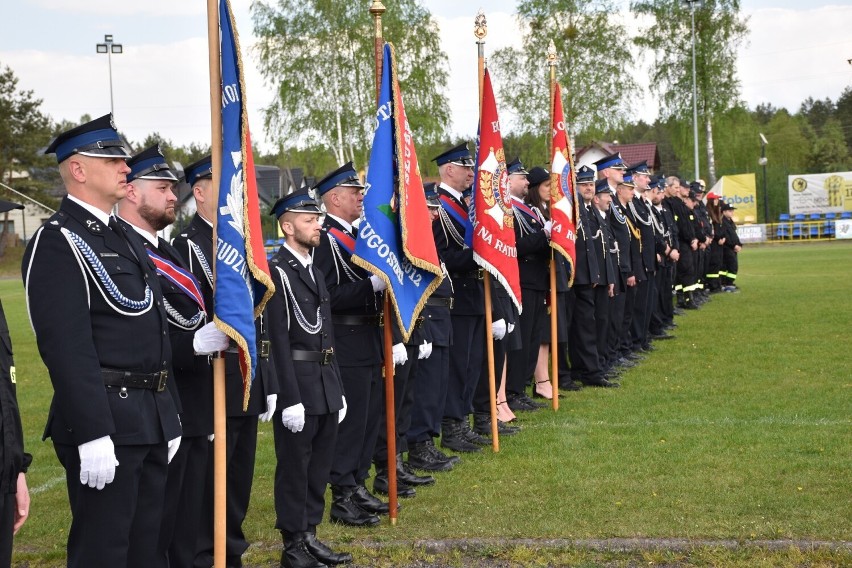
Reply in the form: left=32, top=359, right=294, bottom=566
left=5, top=241, right=851, bottom=567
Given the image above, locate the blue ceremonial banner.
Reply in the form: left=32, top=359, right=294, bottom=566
left=215, top=0, right=275, bottom=409
left=352, top=43, right=443, bottom=342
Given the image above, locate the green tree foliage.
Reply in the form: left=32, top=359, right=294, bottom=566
left=491, top=0, right=636, bottom=139
left=0, top=63, right=54, bottom=191
left=806, top=118, right=850, bottom=173
left=252, top=0, right=450, bottom=168
left=631, top=0, right=749, bottom=185
left=834, top=86, right=852, bottom=150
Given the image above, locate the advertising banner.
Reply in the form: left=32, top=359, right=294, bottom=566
left=788, top=172, right=852, bottom=215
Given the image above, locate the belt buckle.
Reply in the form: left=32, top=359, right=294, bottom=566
left=447, top=297, right=454, bottom=310
left=475, top=268, right=484, bottom=280
left=321, top=348, right=334, bottom=365
left=156, top=370, right=168, bottom=392
left=260, top=340, right=270, bottom=359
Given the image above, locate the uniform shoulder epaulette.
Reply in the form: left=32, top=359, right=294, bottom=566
left=43, top=210, right=69, bottom=230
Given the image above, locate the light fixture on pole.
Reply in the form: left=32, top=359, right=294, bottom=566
left=758, top=133, right=769, bottom=223
left=96, top=34, right=123, bottom=116
left=684, top=0, right=701, bottom=181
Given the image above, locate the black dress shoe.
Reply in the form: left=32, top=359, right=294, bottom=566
left=398, top=459, right=435, bottom=486
left=559, top=378, right=582, bottom=391
left=505, top=391, right=536, bottom=412
left=407, top=441, right=453, bottom=472
left=459, top=419, right=490, bottom=445
left=372, top=473, right=416, bottom=498
left=351, top=484, right=391, bottom=514
left=304, top=532, right=351, bottom=565
left=440, top=420, right=482, bottom=453
left=281, top=533, right=327, bottom=568
left=472, top=413, right=520, bottom=436
left=429, top=441, right=461, bottom=465
left=650, top=332, right=675, bottom=340
left=329, top=487, right=381, bottom=527
left=582, top=378, right=619, bottom=388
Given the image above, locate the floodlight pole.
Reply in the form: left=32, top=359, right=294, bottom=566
left=759, top=133, right=769, bottom=222
left=96, top=34, right=123, bottom=116
left=685, top=0, right=700, bottom=181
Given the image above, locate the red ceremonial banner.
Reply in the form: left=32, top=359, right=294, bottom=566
left=472, top=69, right=521, bottom=312
left=549, top=82, right=578, bottom=285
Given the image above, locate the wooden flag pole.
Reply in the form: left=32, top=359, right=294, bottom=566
left=475, top=10, right=499, bottom=452
left=206, top=0, right=227, bottom=565
left=547, top=40, right=559, bottom=412
left=370, top=0, right=398, bottom=525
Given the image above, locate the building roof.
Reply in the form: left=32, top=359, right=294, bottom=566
left=576, top=141, right=661, bottom=172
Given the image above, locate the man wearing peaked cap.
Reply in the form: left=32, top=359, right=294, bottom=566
left=593, top=152, right=626, bottom=194
left=23, top=114, right=182, bottom=567
left=170, top=154, right=280, bottom=568
left=265, top=187, right=351, bottom=567
left=432, top=142, right=476, bottom=167
left=118, top=145, right=230, bottom=567
left=576, top=164, right=596, bottom=184
left=312, top=162, right=395, bottom=527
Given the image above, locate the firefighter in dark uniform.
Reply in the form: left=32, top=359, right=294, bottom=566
left=664, top=178, right=698, bottom=309
left=0, top=200, right=31, bottom=564
left=313, top=162, right=401, bottom=527
left=23, top=114, right=182, bottom=567
left=266, top=188, right=351, bottom=568
left=691, top=182, right=713, bottom=304
left=720, top=201, right=742, bottom=290
left=406, top=184, right=460, bottom=472
left=431, top=143, right=491, bottom=453
left=117, top=146, right=228, bottom=568
left=608, top=173, right=640, bottom=369
left=569, top=170, right=617, bottom=388
left=647, top=178, right=679, bottom=338
left=170, top=156, right=280, bottom=568
left=626, top=162, right=663, bottom=352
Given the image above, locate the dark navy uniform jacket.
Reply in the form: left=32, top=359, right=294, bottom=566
left=0, top=299, right=31, bottom=493
left=512, top=199, right=550, bottom=292
left=267, top=245, right=344, bottom=416
left=23, top=197, right=181, bottom=446
left=433, top=186, right=484, bottom=316
left=171, top=214, right=279, bottom=416
left=573, top=203, right=603, bottom=287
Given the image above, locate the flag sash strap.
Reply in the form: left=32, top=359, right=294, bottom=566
left=328, top=227, right=356, bottom=255
left=147, top=249, right=207, bottom=312
left=512, top=201, right=542, bottom=224
left=439, top=195, right=470, bottom=233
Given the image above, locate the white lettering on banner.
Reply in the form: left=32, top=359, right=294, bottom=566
left=373, top=101, right=392, bottom=130
left=358, top=221, right=413, bottom=285
left=476, top=225, right=517, bottom=257
left=216, top=238, right=251, bottom=293
left=222, top=84, right=240, bottom=109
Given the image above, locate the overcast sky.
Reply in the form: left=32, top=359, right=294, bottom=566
left=1, top=0, right=850, bottom=155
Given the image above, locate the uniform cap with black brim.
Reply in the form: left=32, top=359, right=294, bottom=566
left=44, top=113, right=131, bottom=163
left=270, top=187, right=322, bottom=218
left=432, top=142, right=475, bottom=167
left=313, top=161, right=364, bottom=196
left=0, top=200, right=24, bottom=214
left=184, top=155, right=213, bottom=187
left=126, top=145, right=178, bottom=182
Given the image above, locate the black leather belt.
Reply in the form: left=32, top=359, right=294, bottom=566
left=449, top=269, right=483, bottom=280
left=102, top=368, right=168, bottom=392
left=332, top=314, right=381, bottom=326
left=426, top=296, right=454, bottom=309
left=291, top=349, right=335, bottom=365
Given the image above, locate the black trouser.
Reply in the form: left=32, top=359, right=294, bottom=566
left=569, top=285, right=608, bottom=383
left=444, top=315, right=484, bottom=421
left=56, top=442, right=168, bottom=568
left=708, top=243, right=723, bottom=290
left=722, top=248, right=739, bottom=285
left=472, top=327, right=509, bottom=413
left=195, top=415, right=259, bottom=567
left=407, top=344, right=449, bottom=444
left=274, top=412, right=337, bottom=534
left=506, top=288, right=546, bottom=395
left=649, top=266, right=669, bottom=334
left=375, top=343, right=418, bottom=463
left=676, top=247, right=695, bottom=292
left=631, top=272, right=654, bottom=350
left=0, top=491, right=15, bottom=566
left=159, top=434, right=209, bottom=568
left=608, top=280, right=633, bottom=362
left=330, top=363, right=383, bottom=488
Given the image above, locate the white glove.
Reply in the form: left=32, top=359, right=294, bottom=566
left=418, top=340, right=433, bottom=360
left=78, top=435, right=118, bottom=490
left=207, top=434, right=214, bottom=442
left=507, top=322, right=515, bottom=334
left=338, top=396, right=347, bottom=424
left=491, top=318, right=507, bottom=340
left=193, top=322, right=230, bottom=355
left=281, top=403, right=306, bottom=433
left=259, top=394, right=277, bottom=423
left=369, top=274, right=387, bottom=292
left=392, top=342, right=408, bottom=366
left=543, top=220, right=553, bottom=236
left=167, top=436, right=181, bottom=464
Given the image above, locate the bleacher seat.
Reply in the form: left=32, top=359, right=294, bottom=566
left=824, top=213, right=836, bottom=237
left=776, top=213, right=791, bottom=240
left=792, top=214, right=805, bottom=238
left=809, top=213, right=821, bottom=237
left=841, top=212, right=852, bottom=220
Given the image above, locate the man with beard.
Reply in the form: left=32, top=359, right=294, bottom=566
left=171, top=156, right=279, bottom=568
left=24, top=115, right=182, bottom=567
left=117, top=145, right=231, bottom=567
left=267, top=188, right=351, bottom=568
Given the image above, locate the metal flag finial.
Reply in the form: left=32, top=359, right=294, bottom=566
left=547, top=39, right=558, bottom=66
left=369, top=0, right=386, bottom=17
left=474, top=9, right=487, bottom=41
